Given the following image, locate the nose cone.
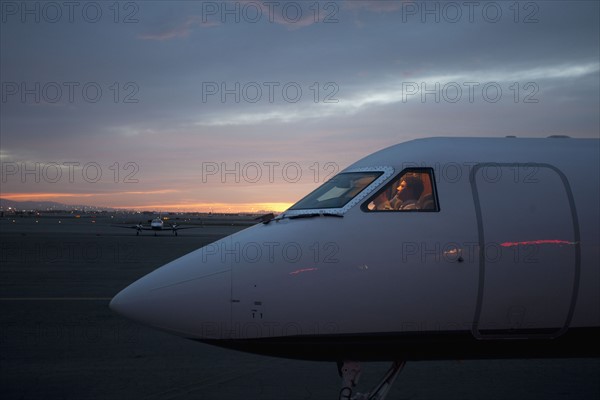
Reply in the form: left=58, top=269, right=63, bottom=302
left=110, top=249, right=232, bottom=340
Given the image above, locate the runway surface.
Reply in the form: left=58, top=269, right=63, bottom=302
left=1, top=216, right=599, bottom=399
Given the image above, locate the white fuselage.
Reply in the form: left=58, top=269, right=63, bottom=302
left=150, top=218, right=164, bottom=230
left=111, top=137, right=599, bottom=361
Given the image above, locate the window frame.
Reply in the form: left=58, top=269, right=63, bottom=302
left=282, top=166, right=395, bottom=216
left=360, top=167, right=441, bottom=213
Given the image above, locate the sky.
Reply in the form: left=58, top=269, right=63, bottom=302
left=1, top=0, right=599, bottom=212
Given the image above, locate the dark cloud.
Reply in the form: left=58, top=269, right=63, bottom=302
left=1, top=1, right=598, bottom=210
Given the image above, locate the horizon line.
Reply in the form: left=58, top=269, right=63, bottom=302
left=0, top=196, right=290, bottom=214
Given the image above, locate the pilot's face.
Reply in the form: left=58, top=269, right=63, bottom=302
left=396, top=180, right=407, bottom=193
left=396, top=180, right=410, bottom=200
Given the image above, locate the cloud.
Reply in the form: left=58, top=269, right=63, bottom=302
left=138, top=16, right=220, bottom=41
left=2, top=1, right=598, bottom=211
left=343, top=1, right=405, bottom=13
left=137, top=1, right=324, bottom=41
left=193, top=62, right=600, bottom=126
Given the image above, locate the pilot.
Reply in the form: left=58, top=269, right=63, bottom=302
left=390, top=175, right=424, bottom=210
left=370, top=191, right=393, bottom=210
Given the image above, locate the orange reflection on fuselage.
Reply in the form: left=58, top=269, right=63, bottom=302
left=289, top=268, right=319, bottom=276
left=499, top=239, right=577, bottom=247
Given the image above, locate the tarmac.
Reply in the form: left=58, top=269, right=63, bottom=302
left=1, top=216, right=599, bottom=399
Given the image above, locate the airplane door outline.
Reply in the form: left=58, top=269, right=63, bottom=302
left=470, top=163, right=581, bottom=340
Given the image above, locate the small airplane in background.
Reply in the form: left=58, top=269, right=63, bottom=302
left=113, top=216, right=200, bottom=236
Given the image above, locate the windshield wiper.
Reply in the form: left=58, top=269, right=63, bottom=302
left=289, top=212, right=343, bottom=219
left=278, top=212, right=344, bottom=221
left=255, top=213, right=276, bottom=224
left=268, top=212, right=344, bottom=224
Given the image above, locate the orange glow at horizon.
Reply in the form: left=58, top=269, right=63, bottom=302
left=113, top=202, right=293, bottom=213
left=1, top=193, right=291, bottom=213
left=2, top=193, right=100, bottom=200
left=1, top=190, right=178, bottom=200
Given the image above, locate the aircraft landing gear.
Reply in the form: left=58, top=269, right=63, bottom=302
left=338, top=361, right=405, bottom=400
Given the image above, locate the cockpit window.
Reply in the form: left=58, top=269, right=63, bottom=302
left=289, top=172, right=383, bottom=210
left=363, top=168, right=439, bottom=212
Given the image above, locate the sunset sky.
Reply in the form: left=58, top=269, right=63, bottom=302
left=1, top=1, right=599, bottom=212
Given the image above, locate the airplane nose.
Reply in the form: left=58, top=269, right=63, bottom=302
left=110, top=250, right=232, bottom=339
